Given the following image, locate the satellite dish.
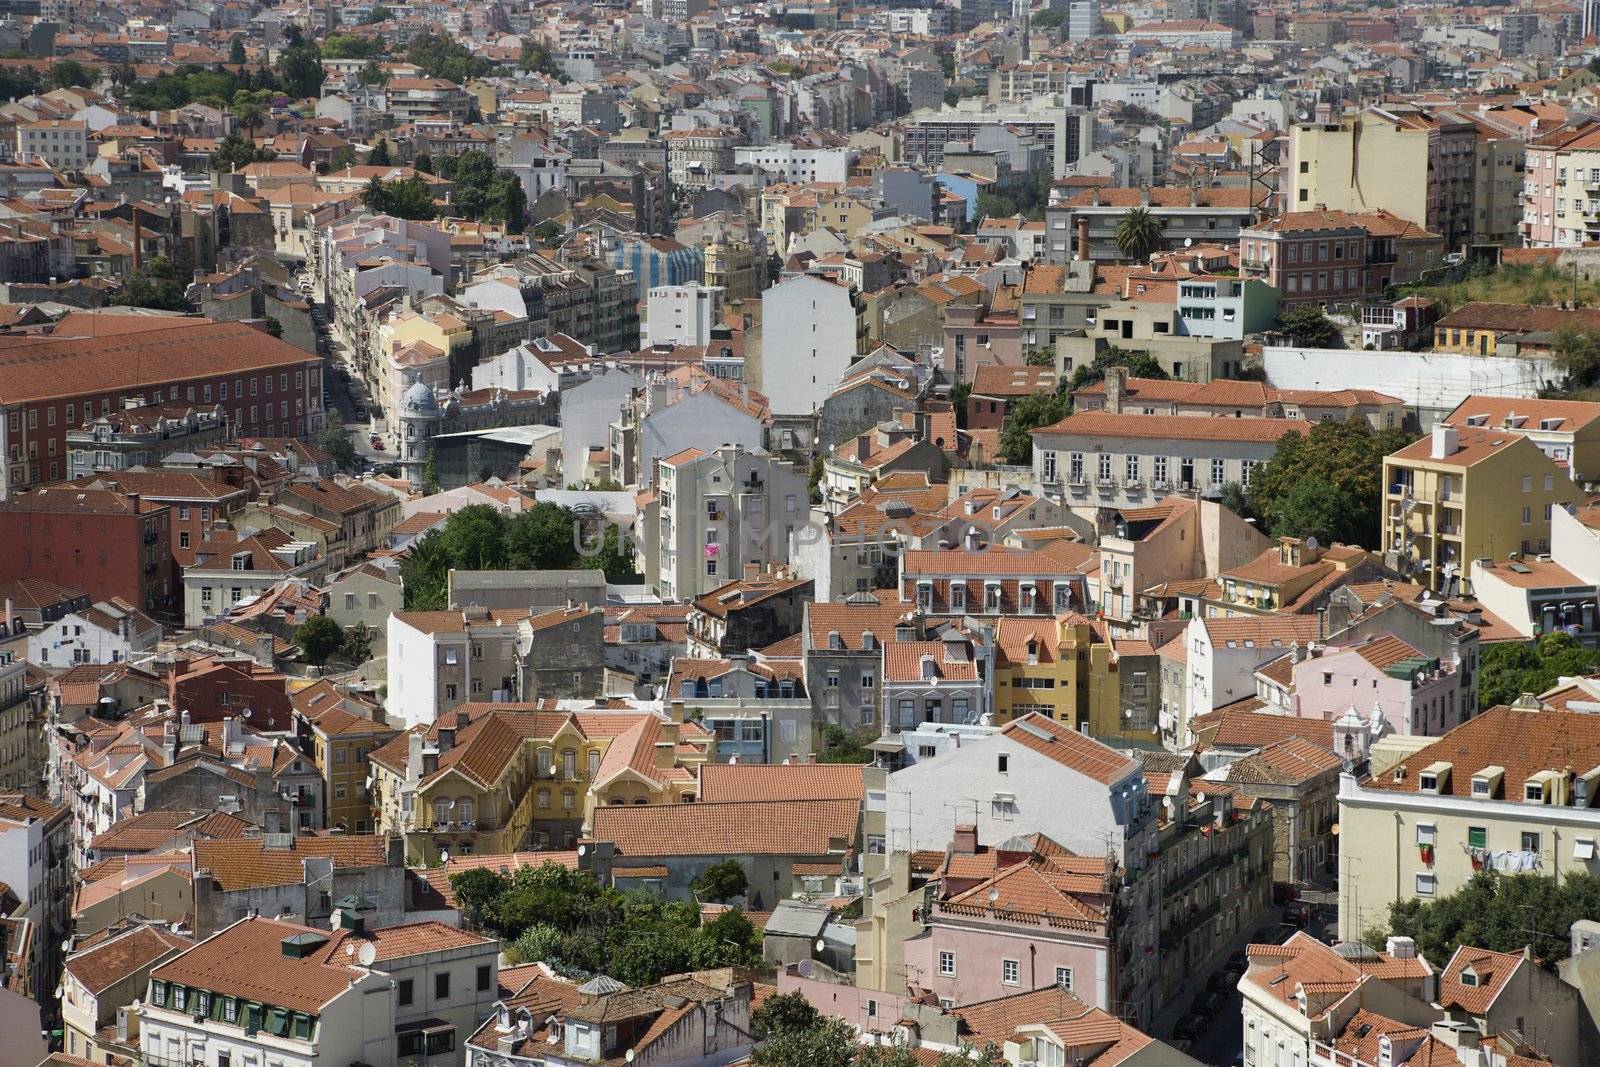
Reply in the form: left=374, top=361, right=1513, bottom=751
left=1304, top=535, right=1319, bottom=551
left=1184, top=237, right=1193, bottom=247
left=53, top=986, right=63, bottom=1000
left=357, top=942, right=377, bottom=967
left=440, top=798, right=455, bottom=811
left=345, top=944, right=356, bottom=958
left=987, top=888, right=1000, bottom=903
left=626, top=1051, right=636, bottom=1064
left=241, top=708, right=252, bottom=719
left=439, top=848, right=451, bottom=864
left=815, top=939, right=826, bottom=953
left=578, top=844, right=587, bottom=857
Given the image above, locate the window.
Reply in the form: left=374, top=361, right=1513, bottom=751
left=224, top=997, right=238, bottom=1023
left=1002, top=959, right=1020, bottom=985
left=398, top=979, right=414, bottom=1006
left=1468, top=826, right=1487, bottom=849
left=1098, top=452, right=1112, bottom=481
left=174, top=986, right=187, bottom=1012
left=1055, top=967, right=1073, bottom=991
left=1416, top=872, right=1437, bottom=896
left=1521, top=831, right=1542, bottom=852
left=435, top=972, right=450, bottom=1000
left=998, top=753, right=1009, bottom=774
left=1211, top=458, right=1225, bottom=485
left=1416, top=823, right=1435, bottom=846
left=477, top=964, right=491, bottom=991
left=938, top=951, right=956, bottom=977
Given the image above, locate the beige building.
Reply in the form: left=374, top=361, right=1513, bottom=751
left=1336, top=704, right=1600, bottom=942
left=18, top=119, right=89, bottom=171
left=1382, top=424, right=1578, bottom=595
left=63, top=922, right=191, bottom=1064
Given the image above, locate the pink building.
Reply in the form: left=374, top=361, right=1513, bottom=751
left=901, top=826, right=1119, bottom=1010
left=1289, top=632, right=1463, bottom=736
left=941, top=304, right=1022, bottom=384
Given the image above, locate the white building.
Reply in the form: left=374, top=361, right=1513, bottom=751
left=732, top=144, right=855, bottom=185
left=759, top=274, right=860, bottom=417
left=18, top=119, right=89, bottom=171
left=27, top=598, right=160, bottom=667
left=0, top=792, right=71, bottom=1012
left=386, top=607, right=527, bottom=728
left=645, top=282, right=725, bottom=347
left=1176, top=615, right=1320, bottom=746
left=1031, top=411, right=1311, bottom=511
left=139, top=914, right=498, bottom=1067
left=644, top=444, right=809, bottom=602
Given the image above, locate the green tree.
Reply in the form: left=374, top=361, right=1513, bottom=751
left=208, top=133, right=276, bottom=172
left=750, top=992, right=820, bottom=1040
left=592, top=524, right=640, bottom=582
left=753, top=1017, right=860, bottom=1067
left=48, top=59, right=97, bottom=88
left=0, top=65, right=39, bottom=100
left=819, top=725, right=875, bottom=764
left=362, top=174, right=437, bottom=219
left=1369, top=870, right=1600, bottom=967
left=999, top=389, right=1069, bottom=466
left=413, top=153, right=434, bottom=175
left=295, top=614, right=346, bottom=667
left=449, top=866, right=507, bottom=926
left=506, top=502, right=580, bottom=569
left=277, top=42, right=325, bottom=98
left=1266, top=474, right=1356, bottom=546
left=340, top=621, right=374, bottom=664
left=1249, top=420, right=1416, bottom=548
left=112, top=256, right=192, bottom=312
left=321, top=34, right=385, bottom=60
left=400, top=531, right=450, bottom=609
left=1478, top=631, right=1600, bottom=710
left=328, top=145, right=356, bottom=171
left=808, top=455, right=824, bottom=505
left=532, top=220, right=563, bottom=246
left=229, top=35, right=247, bottom=64
left=358, top=58, right=386, bottom=86
left=1112, top=206, right=1164, bottom=262
left=1553, top=325, right=1600, bottom=389
left=441, top=504, right=510, bottom=570
left=369, top=136, right=393, bottom=166
left=231, top=87, right=272, bottom=137
left=316, top=410, right=359, bottom=471
left=691, top=859, right=748, bottom=902
left=1277, top=303, right=1345, bottom=348
left=1066, top=346, right=1168, bottom=389
left=423, top=447, right=440, bottom=493
left=1216, top=481, right=1257, bottom=524
left=519, top=37, right=563, bottom=79
left=950, top=382, right=972, bottom=429
left=406, top=31, right=496, bottom=82
left=263, top=317, right=283, bottom=338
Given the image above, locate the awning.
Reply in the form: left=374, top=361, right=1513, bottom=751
left=1575, top=838, right=1595, bottom=861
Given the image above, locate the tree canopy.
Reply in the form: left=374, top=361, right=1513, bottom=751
left=1477, top=631, right=1600, bottom=711
left=400, top=503, right=596, bottom=610
left=322, top=34, right=386, bottom=60
left=691, top=859, right=748, bottom=903
left=1249, top=420, right=1415, bottom=548
left=999, top=390, right=1070, bottom=466
left=315, top=410, right=360, bottom=472
left=112, top=256, right=192, bottom=312
left=1369, top=870, right=1600, bottom=967
left=406, top=32, right=498, bottom=82
left=49, top=59, right=97, bottom=89
left=1113, top=207, right=1163, bottom=261
left=448, top=863, right=762, bottom=985
left=435, top=150, right=527, bottom=232
left=208, top=133, right=276, bottom=173
left=1277, top=304, right=1344, bottom=348
left=295, top=615, right=345, bottom=667
left=362, top=174, right=437, bottom=220
left=1553, top=325, right=1600, bottom=390
left=276, top=42, right=325, bottom=98
left=1066, top=346, right=1168, bottom=389
left=123, top=65, right=282, bottom=112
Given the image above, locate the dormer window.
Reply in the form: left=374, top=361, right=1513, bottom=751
left=1460, top=967, right=1479, bottom=987
left=1526, top=780, right=1547, bottom=803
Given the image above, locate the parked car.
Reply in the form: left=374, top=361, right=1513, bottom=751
left=370, top=435, right=385, bottom=450
left=1273, top=882, right=1300, bottom=904
left=1284, top=901, right=1313, bottom=928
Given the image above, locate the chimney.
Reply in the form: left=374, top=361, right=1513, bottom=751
left=856, top=434, right=872, bottom=461
left=1104, top=366, right=1127, bottom=414
left=953, top=823, right=978, bottom=854
left=1076, top=217, right=1090, bottom=261
left=1431, top=424, right=1459, bottom=459
left=1385, top=935, right=1416, bottom=959
left=437, top=726, right=455, bottom=753
left=132, top=204, right=142, bottom=272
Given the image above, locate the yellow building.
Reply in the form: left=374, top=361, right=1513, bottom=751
left=369, top=704, right=714, bottom=864
left=1382, top=424, right=1578, bottom=594
left=992, top=614, right=1117, bottom=735
left=290, top=680, right=398, bottom=835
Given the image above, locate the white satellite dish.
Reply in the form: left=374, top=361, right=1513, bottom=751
left=357, top=942, right=377, bottom=968
left=440, top=848, right=451, bottom=864
left=815, top=939, right=826, bottom=953
left=1184, top=237, right=1193, bottom=247
left=440, top=798, right=455, bottom=810
left=626, top=1051, right=635, bottom=1064
left=578, top=844, right=587, bottom=857
left=345, top=944, right=356, bottom=958
left=988, top=888, right=1000, bottom=903
left=1304, top=535, right=1319, bottom=551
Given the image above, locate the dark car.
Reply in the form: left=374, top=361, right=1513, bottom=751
left=1284, top=901, right=1313, bottom=927
left=1172, top=1016, right=1205, bottom=1042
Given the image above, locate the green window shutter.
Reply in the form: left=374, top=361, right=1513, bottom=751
left=1468, top=826, right=1487, bottom=849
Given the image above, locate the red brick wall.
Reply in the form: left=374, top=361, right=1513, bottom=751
left=0, top=505, right=173, bottom=613
left=172, top=666, right=292, bottom=730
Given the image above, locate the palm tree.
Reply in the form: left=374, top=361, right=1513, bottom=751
left=230, top=88, right=270, bottom=140
left=1113, top=206, right=1165, bottom=263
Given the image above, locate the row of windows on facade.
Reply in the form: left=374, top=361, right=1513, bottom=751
left=8, top=372, right=311, bottom=432
left=1041, top=450, right=1256, bottom=488
left=934, top=950, right=1074, bottom=990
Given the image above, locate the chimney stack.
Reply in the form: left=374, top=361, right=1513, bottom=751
left=1431, top=424, right=1459, bottom=460
left=953, top=823, right=978, bottom=854
left=1076, top=217, right=1090, bottom=261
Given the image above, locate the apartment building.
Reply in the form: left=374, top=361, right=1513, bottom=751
left=65, top=401, right=230, bottom=479
left=1096, top=496, right=1269, bottom=630
left=289, top=681, right=396, bottom=835
left=1287, top=106, right=1477, bottom=247
left=1522, top=117, right=1600, bottom=247
left=0, top=792, right=71, bottom=1009
left=17, top=119, right=89, bottom=171
left=386, top=608, right=532, bottom=728
left=644, top=282, right=725, bottom=347
left=759, top=273, right=862, bottom=417
left=642, top=445, right=808, bottom=603
left=0, top=486, right=174, bottom=620
left=1381, top=424, right=1578, bottom=595
left=1337, top=704, right=1600, bottom=941
left=899, top=545, right=1092, bottom=618
left=1208, top=538, right=1383, bottom=619
left=382, top=76, right=473, bottom=124
left=991, top=614, right=1119, bottom=736
left=1441, top=395, right=1600, bottom=485
left=1044, top=185, right=1267, bottom=263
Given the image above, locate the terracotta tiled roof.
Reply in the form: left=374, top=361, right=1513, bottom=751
left=65, top=924, right=192, bottom=995
left=191, top=835, right=389, bottom=891
left=151, top=917, right=366, bottom=1013
left=999, top=713, right=1137, bottom=786
left=1035, top=410, right=1311, bottom=444
left=1227, top=737, right=1343, bottom=786
left=591, top=798, right=859, bottom=857
left=1437, top=945, right=1523, bottom=1014
left=1190, top=704, right=1335, bottom=751
left=697, top=763, right=864, bottom=803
